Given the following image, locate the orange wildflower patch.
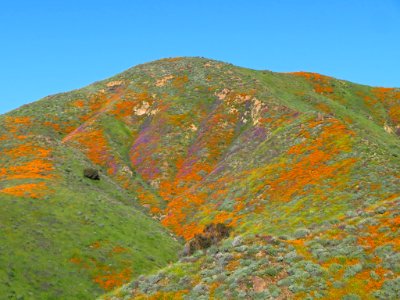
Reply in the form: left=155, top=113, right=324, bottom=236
left=0, top=182, right=49, bottom=199
left=2, top=160, right=55, bottom=180
left=72, top=99, right=85, bottom=108
left=4, top=116, right=32, bottom=134
left=161, top=191, right=207, bottom=240
left=111, top=246, right=127, bottom=254
left=292, top=72, right=335, bottom=95
left=268, top=119, right=356, bottom=202
left=150, top=206, right=162, bottom=214
left=388, top=105, right=400, bottom=124
left=70, top=241, right=134, bottom=291
left=71, top=128, right=123, bottom=177
left=371, top=87, right=394, bottom=100
left=88, top=93, right=108, bottom=113
left=3, top=142, right=51, bottom=159
left=323, top=266, right=389, bottom=299
left=74, top=129, right=108, bottom=165
left=90, top=241, right=102, bottom=249
left=0, top=138, right=55, bottom=199
left=43, top=121, right=61, bottom=132
left=93, top=268, right=132, bottom=291
left=10, top=116, right=32, bottom=126
left=357, top=214, right=400, bottom=252
left=366, top=87, right=400, bottom=125
left=111, top=100, right=136, bottom=118
left=109, top=91, right=153, bottom=121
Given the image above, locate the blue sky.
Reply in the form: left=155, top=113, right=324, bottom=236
left=1, top=0, right=399, bottom=114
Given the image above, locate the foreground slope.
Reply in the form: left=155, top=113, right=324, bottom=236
left=0, top=57, right=399, bottom=299
left=0, top=117, right=181, bottom=299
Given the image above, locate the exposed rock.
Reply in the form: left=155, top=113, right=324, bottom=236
left=83, top=168, right=100, bottom=180
left=214, top=252, right=233, bottom=266
left=252, top=276, right=267, bottom=292
left=204, top=223, right=231, bottom=242
left=384, top=123, right=394, bottom=134
left=106, top=80, right=123, bottom=88
left=155, top=75, right=174, bottom=87
left=232, top=236, right=243, bottom=247
left=183, top=223, right=231, bottom=256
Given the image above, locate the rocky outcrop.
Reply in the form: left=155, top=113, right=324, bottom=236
left=83, top=168, right=100, bottom=180
left=183, top=223, right=231, bottom=256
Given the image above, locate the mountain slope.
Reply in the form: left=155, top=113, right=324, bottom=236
left=0, top=57, right=399, bottom=299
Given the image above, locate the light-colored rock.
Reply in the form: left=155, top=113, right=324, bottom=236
left=232, top=236, right=243, bottom=247
left=156, top=75, right=174, bottom=87
left=252, top=276, right=267, bottom=292
left=215, top=88, right=230, bottom=100
left=190, top=124, right=198, bottom=132
left=251, top=98, right=263, bottom=125
left=384, top=123, right=394, bottom=134
left=106, top=80, right=123, bottom=87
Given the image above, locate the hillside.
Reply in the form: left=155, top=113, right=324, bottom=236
left=0, top=57, right=399, bottom=299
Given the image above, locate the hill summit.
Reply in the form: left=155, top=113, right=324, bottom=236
left=0, top=57, right=399, bottom=299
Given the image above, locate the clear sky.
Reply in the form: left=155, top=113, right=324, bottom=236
left=1, top=0, right=399, bottom=114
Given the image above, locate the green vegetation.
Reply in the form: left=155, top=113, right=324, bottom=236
left=0, top=57, right=399, bottom=299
